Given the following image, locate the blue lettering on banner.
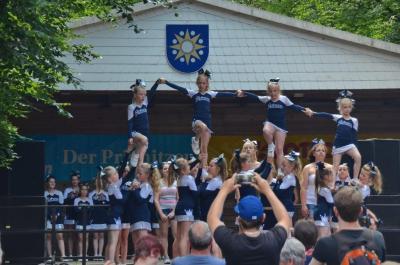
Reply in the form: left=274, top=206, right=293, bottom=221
left=30, top=134, right=192, bottom=181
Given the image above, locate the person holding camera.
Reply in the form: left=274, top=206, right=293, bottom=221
left=208, top=173, right=290, bottom=265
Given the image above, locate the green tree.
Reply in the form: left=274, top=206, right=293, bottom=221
left=0, top=0, right=172, bottom=168
left=234, top=0, right=400, bottom=44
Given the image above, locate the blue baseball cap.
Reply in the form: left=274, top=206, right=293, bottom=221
left=234, top=195, right=264, bottom=221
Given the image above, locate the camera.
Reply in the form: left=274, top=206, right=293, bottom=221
left=235, top=171, right=255, bottom=185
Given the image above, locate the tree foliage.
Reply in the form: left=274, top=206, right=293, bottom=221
left=234, top=0, right=400, bottom=44
left=0, top=0, right=171, bottom=168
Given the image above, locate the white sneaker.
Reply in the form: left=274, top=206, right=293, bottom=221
left=191, top=137, right=200, bottom=155
left=277, top=168, right=284, bottom=177
left=130, top=151, right=139, bottom=167
left=267, top=143, right=275, bottom=157
left=164, top=257, right=171, bottom=264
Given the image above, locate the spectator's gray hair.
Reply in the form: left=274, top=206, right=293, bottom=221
left=188, top=221, right=212, bottom=250
left=280, top=238, right=305, bottom=265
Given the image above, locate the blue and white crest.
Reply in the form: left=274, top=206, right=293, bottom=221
left=166, top=24, right=209, bottom=73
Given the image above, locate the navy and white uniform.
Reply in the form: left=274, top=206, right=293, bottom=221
left=128, top=182, right=152, bottom=231
left=74, top=197, right=93, bottom=230
left=148, top=188, right=160, bottom=229
left=244, top=93, right=305, bottom=132
left=175, top=175, right=198, bottom=222
left=314, top=187, right=334, bottom=227
left=127, top=82, right=158, bottom=138
left=198, top=176, right=222, bottom=221
left=89, top=190, right=109, bottom=230
left=165, top=81, right=236, bottom=130
left=107, top=179, right=124, bottom=230
left=314, top=113, right=358, bottom=155
left=120, top=178, right=134, bottom=229
left=63, top=187, right=79, bottom=225
left=44, top=190, right=64, bottom=230
left=273, top=174, right=297, bottom=216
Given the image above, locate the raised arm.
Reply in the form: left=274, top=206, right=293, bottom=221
left=312, top=112, right=336, bottom=120
left=243, top=91, right=269, bottom=103
left=147, top=80, right=160, bottom=107
left=163, top=80, right=190, bottom=95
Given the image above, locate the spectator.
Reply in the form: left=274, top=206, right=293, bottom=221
left=172, top=221, right=225, bottom=265
left=133, top=234, right=164, bottom=265
left=280, top=238, right=305, bottom=265
left=208, top=174, right=291, bottom=265
left=294, top=219, right=318, bottom=265
left=310, top=186, right=386, bottom=265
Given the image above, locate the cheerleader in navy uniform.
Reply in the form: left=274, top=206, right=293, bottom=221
left=331, top=163, right=351, bottom=232
left=263, top=151, right=301, bottom=229
left=44, top=175, right=66, bottom=259
left=312, top=90, right=362, bottom=179
left=357, top=162, right=383, bottom=230
left=128, top=163, right=152, bottom=245
left=159, top=71, right=239, bottom=166
left=89, top=176, right=109, bottom=260
left=104, top=166, right=124, bottom=264
left=198, top=154, right=227, bottom=222
left=172, top=158, right=198, bottom=256
left=239, top=78, right=313, bottom=173
left=313, top=162, right=334, bottom=238
left=148, top=162, right=162, bottom=236
left=127, top=79, right=160, bottom=168
left=63, top=170, right=80, bottom=258
left=242, top=138, right=261, bottom=170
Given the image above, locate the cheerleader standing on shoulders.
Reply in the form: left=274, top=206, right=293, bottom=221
left=89, top=176, right=109, bottom=260
left=104, top=166, right=124, bottom=264
left=313, top=162, right=334, bottom=238
left=63, top=170, right=80, bottom=259
left=127, top=79, right=160, bottom=168
left=172, top=158, right=198, bottom=257
left=311, top=90, right=361, bottom=179
left=239, top=78, right=312, bottom=174
left=154, top=161, right=177, bottom=263
left=44, top=175, right=66, bottom=260
left=159, top=70, right=240, bottom=166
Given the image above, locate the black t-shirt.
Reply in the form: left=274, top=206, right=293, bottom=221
left=214, top=225, right=287, bottom=265
left=313, top=228, right=386, bottom=265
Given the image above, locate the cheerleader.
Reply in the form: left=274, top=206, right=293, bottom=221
left=89, top=176, right=109, bottom=260
left=231, top=150, right=257, bottom=200
left=313, top=162, right=334, bottom=238
left=331, top=163, right=351, bottom=232
left=312, top=90, right=362, bottom=179
left=73, top=183, right=93, bottom=260
left=358, top=161, right=383, bottom=199
left=128, top=163, right=153, bottom=245
left=104, top=166, right=124, bottom=264
left=300, top=139, right=332, bottom=219
left=263, top=151, right=301, bottom=229
left=44, top=175, right=66, bottom=259
left=239, top=78, right=312, bottom=173
left=198, top=154, right=227, bottom=222
left=127, top=79, right=160, bottom=168
left=148, top=162, right=162, bottom=236
left=63, top=170, right=80, bottom=258
left=159, top=70, right=239, bottom=166
left=172, top=158, right=197, bottom=256
left=154, top=161, right=177, bottom=263
left=242, top=138, right=260, bottom=170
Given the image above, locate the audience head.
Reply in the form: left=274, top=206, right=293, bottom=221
left=280, top=238, right=306, bottom=265
left=294, top=219, right=318, bottom=250
left=334, top=186, right=363, bottom=223
left=235, top=195, right=265, bottom=230
left=188, top=221, right=213, bottom=251
left=133, top=234, right=164, bottom=265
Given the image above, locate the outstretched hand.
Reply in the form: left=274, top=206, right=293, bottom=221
left=157, top=77, right=167, bottom=84
left=236, top=89, right=246, bottom=97
left=303, top=107, right=314, bottom=118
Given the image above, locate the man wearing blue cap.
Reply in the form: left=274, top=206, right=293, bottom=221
left=208, top=174, right=291, bottom=265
